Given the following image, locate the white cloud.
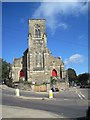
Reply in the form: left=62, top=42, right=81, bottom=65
left=64, top=54, right=84, bottom=65
left=58, top=23, right=68, bottom=29
left=32, top=1, right=88, bottom=32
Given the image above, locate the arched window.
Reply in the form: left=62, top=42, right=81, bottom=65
left=52, top=69, right=57, bottom=77
left=36, top=53, right=42, bottom=67
left=35, top=24, right=41, bottom=37
left=35, top=29, right=38, bottom=37
left=38, top=29, right=41, bottom=37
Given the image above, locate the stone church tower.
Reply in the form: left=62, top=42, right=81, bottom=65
left=12, top=19, right=66, bottom=84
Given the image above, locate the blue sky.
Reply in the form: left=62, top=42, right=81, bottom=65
left=2, top=1, right=88, bottom=75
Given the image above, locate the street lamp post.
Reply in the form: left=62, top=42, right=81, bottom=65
left=66, top=69, right=68, bottom=82
left=65, top=68, right=69, bottom=87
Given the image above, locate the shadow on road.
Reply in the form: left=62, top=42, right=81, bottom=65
left=1, top=107, right=90, bottom=120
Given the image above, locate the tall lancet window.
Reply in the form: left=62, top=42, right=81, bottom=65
left=38, top=29, right=41, bottom=37
left=36, top=53, right=41, bottom=67
left=35, top=24, right=41, bottom=38
left=35, top=29, right=38, bottom=37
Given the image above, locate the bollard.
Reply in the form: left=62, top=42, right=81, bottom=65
left=15, top=88, right=20, bottom=96
left=49, top=90, right=53, bottom=98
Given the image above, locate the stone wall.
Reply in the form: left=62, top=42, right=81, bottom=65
left=12, top=58, right=22, bottom=82
left=56, top=82, right=69, bottom=91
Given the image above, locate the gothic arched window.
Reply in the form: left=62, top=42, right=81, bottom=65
left=35, top=52, right=43, bottom=68
left=35, top=29, right=38, bottom=37
left=35, top=24, right=41, bottom=38
left=38, top=29, right=41, bottom=37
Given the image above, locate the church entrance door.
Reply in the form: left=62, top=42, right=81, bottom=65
left=52, top=69, right=57, bottom=77
left=19, top=69, right=24, bottom=78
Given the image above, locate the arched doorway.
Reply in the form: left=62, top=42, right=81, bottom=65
left=19, top=69, right=24, bottom=78
left=52, top=69, right=57, bottom=77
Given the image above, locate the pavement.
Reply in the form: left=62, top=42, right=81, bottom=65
left=1, top=105, right=64, bottom=118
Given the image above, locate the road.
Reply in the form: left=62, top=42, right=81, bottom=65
left=76, top=88, right=90, bottom=100
left=1, top=85, right=89, bottom=118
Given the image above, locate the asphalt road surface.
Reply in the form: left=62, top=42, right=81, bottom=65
left=1, top=85, right=89, bottom=119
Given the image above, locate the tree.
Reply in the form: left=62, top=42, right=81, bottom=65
left=0, top=58, right=11, bottom=84
left=50, top=76, right=57, bottom=87
left=67, top=68, right=77, bottom=86
left=77, top=73, right=90, bottom=85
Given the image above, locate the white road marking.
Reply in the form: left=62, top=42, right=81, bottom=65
left=78, top=93, right=83, bottom=99
left=79, top=92, right=86, bottom=98
left=64, top=99, right=69, bottom=101
left=76, top=89, right=86, bottom=100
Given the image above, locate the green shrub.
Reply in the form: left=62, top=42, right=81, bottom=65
left=27, top=81, right=32, bottom=85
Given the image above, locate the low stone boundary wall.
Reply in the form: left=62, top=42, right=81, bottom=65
left=34, top=85, right=47, bottom=92
left=56, top=82, right=69, bottom=91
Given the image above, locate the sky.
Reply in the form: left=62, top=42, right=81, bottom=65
left=2, top=1, right=88, bottom=75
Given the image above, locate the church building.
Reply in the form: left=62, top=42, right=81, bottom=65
left=11, top=19, right=66, bottom=84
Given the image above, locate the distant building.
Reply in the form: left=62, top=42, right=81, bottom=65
left=11, top=19, right=67, bottom=84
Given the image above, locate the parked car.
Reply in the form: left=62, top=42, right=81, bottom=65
left=76, top=83, right=81, bottom=86
left=80, top=84, right=90, bottom=88
left=51, top=87, right=59, bottom=92
left=80, top=84, right=85, bottom=88
left=85, top=84, right=90, bottom=88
